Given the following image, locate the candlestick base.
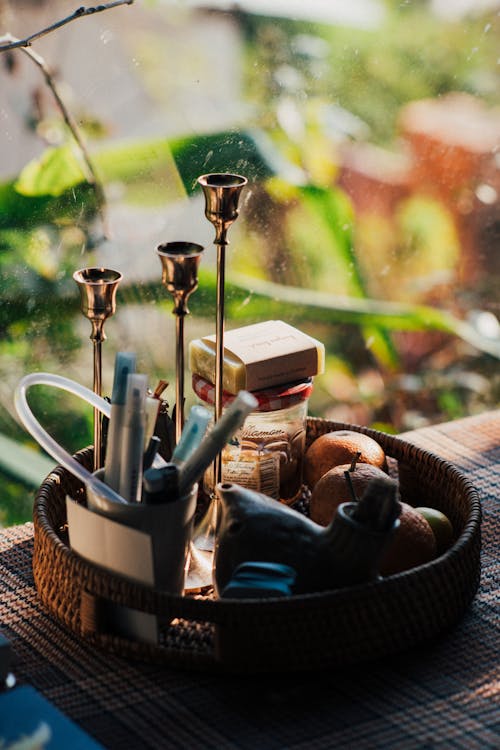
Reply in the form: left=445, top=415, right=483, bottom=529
left=184, top=545, right=213, bottom=594
left=184, top=492, right=219, bottom=591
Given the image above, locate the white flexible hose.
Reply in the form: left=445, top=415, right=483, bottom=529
left=14, top=372, right=127, bottom=505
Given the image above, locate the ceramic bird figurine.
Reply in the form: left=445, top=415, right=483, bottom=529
left=214, top=477, right=401, bottom=597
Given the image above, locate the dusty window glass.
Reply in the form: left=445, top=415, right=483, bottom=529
left=1, top=0, right=499, bottom=524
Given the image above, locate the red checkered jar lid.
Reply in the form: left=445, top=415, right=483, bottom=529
left=192, top=374, right=313, bottom=413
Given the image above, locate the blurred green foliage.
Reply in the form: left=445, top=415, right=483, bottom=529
left=242, top=2, right=500, bottom=144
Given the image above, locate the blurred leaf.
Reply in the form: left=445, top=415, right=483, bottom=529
left=14, top=129, right=283, bottom=199
left=437, top=390, right=466, bottom=421
left=362, top=326, right=399, bottom=371
left=298, top=184, right=357, bottom=292
left=297, top=184, right=398, bottom=368
left=0, top=128, right=288, bottom=230
left=0, top=433, right=54, bottom=488
left=0, top=179, right=97, bottom=230
left=95, top=138, right=181, bottom=192
left=0, top=471, right=34, bottom=526
left=15, top=144, right=86, bottom=197
left=169, top=129, right=283, bottom=192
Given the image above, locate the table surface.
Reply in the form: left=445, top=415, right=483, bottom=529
left=1, top=410, right=499, bottom=749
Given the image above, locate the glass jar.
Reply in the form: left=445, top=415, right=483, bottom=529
left=192, top=375, right=312, bottom=503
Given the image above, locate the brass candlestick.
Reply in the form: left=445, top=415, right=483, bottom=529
left=73, top=267, right=122, bottom=471
left=197, top=173, right=247, bottom=484
left=157, top=242, right=204, bottom=444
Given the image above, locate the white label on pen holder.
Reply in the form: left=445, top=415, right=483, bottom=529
left=65, top=480, right=198, bottom=644
left=66, top=497, right=155, bottom=585
left=66, top=497, right=158, bottom=644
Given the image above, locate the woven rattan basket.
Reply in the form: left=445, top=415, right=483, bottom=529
left=32, top=418, right=481, bottom=673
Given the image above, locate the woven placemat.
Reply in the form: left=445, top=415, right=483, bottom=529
left=1, top=411, right=499, bottom=748
left=30, top=418, right=482, bottom=674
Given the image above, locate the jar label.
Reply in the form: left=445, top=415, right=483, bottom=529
left=222, top=451, right=280, bottom=499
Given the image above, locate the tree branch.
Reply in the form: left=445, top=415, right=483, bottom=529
left=0, top=1, right=136, bottom=240
left=0, top=1, right=134, bottom=53
left=15, top=39, right=110, bottom=238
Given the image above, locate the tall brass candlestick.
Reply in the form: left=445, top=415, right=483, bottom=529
left=197, top=173, right=247, bottom=484
left=73, top=267, right=122, bottom=471
left=157, top=242, right=204, bottom=444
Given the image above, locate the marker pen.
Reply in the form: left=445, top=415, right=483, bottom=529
left=119, top=373, right=148, bottom=503
left=143, top=435, right=161, bottom=472
left=171, top=404, right=211, bottom=466
left=178, top=390, right=258, bottom=496
left=142, top=463, right=180, bottom=505
left=104, top=352, right=136, bottom=491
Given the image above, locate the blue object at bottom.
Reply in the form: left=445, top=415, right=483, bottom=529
left=221, top=561, right=297, bottom=598
left=0, top=685, right=104, bottom=749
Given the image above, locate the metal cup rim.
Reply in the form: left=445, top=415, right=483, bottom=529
left=73, top=267, right=123, bottom=285
left=197, top=173, right=248, bottom=188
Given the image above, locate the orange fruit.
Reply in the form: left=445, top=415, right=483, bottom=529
left=304, top=430, right=387, bottom=490
left=310, top=462, right=389, bottom=526
left=379, top=502, right=437, bottom=576
left=414, top=507, right=454, bottom=555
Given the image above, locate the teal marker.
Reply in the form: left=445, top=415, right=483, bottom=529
left=119, top=373, right=147, bottom=503
left=178, top=391, right=258, bottom=496
left=171, top=405, right=211, bottom=466
left=104, top=352, right=136, bottom=491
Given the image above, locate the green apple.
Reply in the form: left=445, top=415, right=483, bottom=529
left=414, top=507, right=454, bottom=555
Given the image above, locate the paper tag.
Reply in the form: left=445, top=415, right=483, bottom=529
left=214, top=321, right=317, bottom=363
left=66, top=497, right=159, bottom=644
left=222, top=451, right=280, bottom=499
left=66, top=497, right=155, bottom=586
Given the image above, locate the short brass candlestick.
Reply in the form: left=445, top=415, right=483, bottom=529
left=157, top=242, right=204, bottom=444
left=197, top=173, right=247, bottom=484
left=73, top=267, right=122, bottom=471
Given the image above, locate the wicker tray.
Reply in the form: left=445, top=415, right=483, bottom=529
left=32, top=418, right=481, bottom=673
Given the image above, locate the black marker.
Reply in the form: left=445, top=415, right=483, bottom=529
left=143, top=435, right=161, bottom=472
left=142, top=463, right=179, bottom=505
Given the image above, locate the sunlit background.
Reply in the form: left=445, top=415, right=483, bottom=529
left=1, top=0, right=499, bottom=524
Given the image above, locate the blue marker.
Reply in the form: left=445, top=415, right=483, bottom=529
left=119, top=373, right=148, bottom=503
left=171, top=405, right=211, bottom=466
left=178, top=391, right=258, bottom=496
left=104, top=352, right=136, bottom=492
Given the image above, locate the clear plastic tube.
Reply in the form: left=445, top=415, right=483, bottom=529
left=14, top=372, right=127, bottom=505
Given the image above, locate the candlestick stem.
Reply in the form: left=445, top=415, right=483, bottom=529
left=73, top=267, right=122, bottom=472
left=197, top=173, right=248, bottom=487
left=214, top=242, right=226, bottom=484
left=93, top=338, right=103, bottom=470
left=157, top=242, right=204, bottom=445
left=175, top=313, right=185, bottom=442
